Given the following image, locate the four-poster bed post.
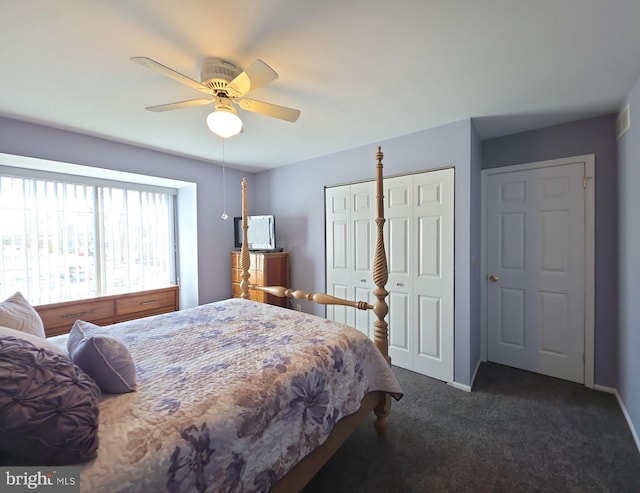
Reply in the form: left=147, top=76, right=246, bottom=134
left=240, top=177, right=251, bottom=301
left=239, top=146, right=393, bottom=436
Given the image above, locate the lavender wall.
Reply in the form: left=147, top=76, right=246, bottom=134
left=481, top=115, right=619, bottom=387
left=252, top=119, right=479, bottom=386
left=618, top=75, right=640, bottom=446
left=0, top=116, right=246, bottom=305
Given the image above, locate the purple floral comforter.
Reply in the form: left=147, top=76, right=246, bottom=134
left=51, top=298, right=402, bottom=493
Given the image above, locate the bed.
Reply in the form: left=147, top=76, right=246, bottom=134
left=0, top=147, right=402, bottom=492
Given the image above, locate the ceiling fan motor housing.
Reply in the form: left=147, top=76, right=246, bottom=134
left=201, top=58, right=240, bottom=93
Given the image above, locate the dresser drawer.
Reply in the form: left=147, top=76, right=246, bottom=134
left=115, top=289, right=176, bottom=316
left=38, top=300, right=114, bottom=330
left=231, top=283, right=265, bottom=302
left=230, top=251, right=288, bottom=308
left=232, top=267, right=257, bottom=283
left=114, top=305, right=176, bottom=324
left=234, top=270, right=263, bottom=285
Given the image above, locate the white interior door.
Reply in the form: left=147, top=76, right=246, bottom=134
left=486, top=162, right=586, bottom=383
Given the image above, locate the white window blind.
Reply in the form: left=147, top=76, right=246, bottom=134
left=0, top=174, right=176, bottom=305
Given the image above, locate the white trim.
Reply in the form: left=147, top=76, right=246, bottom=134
left=0, top=152, right=190, bottom=192
left=480, top=155, right=595, bottom=388
left=583, top=157, right=595, bottom=388
left=594, top=384, right=617, bottom=394
left=594, top=385, right=640, bottom=454
left=449, top=360, right=481, bottom=392
left=448, top=381, right=472, bottom=392
left=470, top=358, right=482, bottom=388
left=480, top=167, right=488, bottom=362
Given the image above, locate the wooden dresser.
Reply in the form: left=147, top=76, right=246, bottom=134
left=35, top=285, right=179, bottom=337
left=231, top=251, right=289, bottom=308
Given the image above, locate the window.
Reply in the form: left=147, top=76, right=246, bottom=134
left=0, top=173, right=177, bottom=305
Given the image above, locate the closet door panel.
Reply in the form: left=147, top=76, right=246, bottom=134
left=326, top=186, right=353, bottom=326
left=349, top=182, right=375, bottom=337
left=354, top=286, right=375, bottom=340
left=329, top=283, right=351, bottom=326
left=417, top=295, right=441, bottom=358
left=385, top=175, right=414, bottom=368
left=351, top=182, right=376, bottom=292
left=388, top=290, right=412, bottom=369
left=413, top=169, right=454, bottom=382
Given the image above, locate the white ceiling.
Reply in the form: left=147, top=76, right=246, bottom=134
left=1, top=1, right=639, bottom=172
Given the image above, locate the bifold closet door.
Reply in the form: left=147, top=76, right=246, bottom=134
left=385, top=169, right=454, bottom=382
left=411, top=169, right=454, bottom=382
left=326, top=181, right=376, bottom=338
left=326, top=168, right=454, bottom=383
left=385, top=175, right=413, bottom=371
left=325, top=185, right=353, bottom=327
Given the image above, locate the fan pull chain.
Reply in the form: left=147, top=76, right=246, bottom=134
left=221, top=138, right=228, bottom=220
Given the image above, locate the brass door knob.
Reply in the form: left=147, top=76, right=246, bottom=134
left=489, top=274, right=499, bottom=283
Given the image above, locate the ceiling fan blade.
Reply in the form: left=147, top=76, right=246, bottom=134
left=236, top=98, right=300, bottom=122
left=226, top=60, right=278, bottom=97
left=131, top=57, right=211, bottom=95
left=145, top=98, right=212, bottom=112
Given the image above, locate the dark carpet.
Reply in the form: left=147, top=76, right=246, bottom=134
left=303, top=362, right=640, bottom=493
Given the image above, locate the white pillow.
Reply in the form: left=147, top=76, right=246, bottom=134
left=0, top=292, right=45, bottom=338
left=0, top=325, right=68, bottom=357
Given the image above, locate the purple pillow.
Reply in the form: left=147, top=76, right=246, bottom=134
left=67, top=320, right=136, bottom=394
left=0, top=336, right=100, bottom=465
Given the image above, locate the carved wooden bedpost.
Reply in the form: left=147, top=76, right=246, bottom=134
left=244, top=147, right=394, bottom=436
left=240, top=178, right=251, bottom=299
left=372, top=146, right=391, bottom=437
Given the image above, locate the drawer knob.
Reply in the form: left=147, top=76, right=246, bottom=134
left=140, top=299, right=156, bottom=305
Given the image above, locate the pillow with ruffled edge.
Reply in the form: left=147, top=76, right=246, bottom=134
left=0, top=335, right=100, bottom=465
left=0, top=325, right=68, bottom=358
left=67, top=320, right=137, bottom=394
left=0, top=291, right=45, bottom=338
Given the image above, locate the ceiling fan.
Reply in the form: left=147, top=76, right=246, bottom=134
left=131, top=56, right=301, bottom=138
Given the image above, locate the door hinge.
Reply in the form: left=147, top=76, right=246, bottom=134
left=583, top=176, right=592, bottom=189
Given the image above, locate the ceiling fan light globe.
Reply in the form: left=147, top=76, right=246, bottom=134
left=207, top=110, right=243, bottom=138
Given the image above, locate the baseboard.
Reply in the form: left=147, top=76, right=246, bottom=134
left=594, top=384, right=616, bottom=394
left=594, top=384, right=640, bottom=454
left=448, top=381, right=471, bottom=392
left=448, top=360, right=482, bottom=393
left=470, top=359, right=482, bottom=389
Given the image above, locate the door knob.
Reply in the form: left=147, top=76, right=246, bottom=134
left=489, top=274, right=499, bottom=283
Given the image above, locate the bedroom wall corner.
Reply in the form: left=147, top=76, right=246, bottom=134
left=468, top=120, right=483, bottom=388
left=618, top=72, right=640, bottom=451
left=176, top=183, right=198, bottom=308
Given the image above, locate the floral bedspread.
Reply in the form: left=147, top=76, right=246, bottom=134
left=51, top=298, right=402, bottom=493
